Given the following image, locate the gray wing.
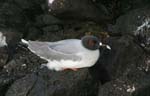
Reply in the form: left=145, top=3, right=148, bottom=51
left=27, top=39, right=81, bottom=61
left=47, top=39, right=82, bottom=54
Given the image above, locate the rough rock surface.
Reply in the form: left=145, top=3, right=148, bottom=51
left=0, top=0, right=150, bottom=96
left=6, top=69, right=99, bottom=96
left=48, top=0, right=111, bottom=23
left=111, top=6, right=150, bottom=53
left=98, top=36, right=149, bottom=96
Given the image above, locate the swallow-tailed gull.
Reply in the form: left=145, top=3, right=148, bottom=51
left=22, top=35, right=111, bottom=71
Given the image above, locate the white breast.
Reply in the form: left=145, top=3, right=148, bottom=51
left=45, top=43, right=100, bottom=71
left=77, top=49, right=100, bottom=68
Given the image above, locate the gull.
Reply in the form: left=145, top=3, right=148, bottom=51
left=22, top=35, right=111, bottom=71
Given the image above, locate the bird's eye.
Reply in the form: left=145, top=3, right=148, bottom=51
left=92, top=40, right=98, bottom=44
left=88, top=39, right=96, bottom=47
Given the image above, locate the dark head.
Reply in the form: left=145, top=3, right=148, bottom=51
left=81, top=35, right=100, bottom=50
left=81, top=35, right=111, bottom=50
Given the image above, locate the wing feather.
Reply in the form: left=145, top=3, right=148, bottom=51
left=27, top=40, right=81, bottom=61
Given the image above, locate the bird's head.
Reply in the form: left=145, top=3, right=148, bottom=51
left=82, top=35, right=111, bottom=50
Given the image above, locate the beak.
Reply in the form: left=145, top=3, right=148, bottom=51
left=99, top=42, right=111, bottom=50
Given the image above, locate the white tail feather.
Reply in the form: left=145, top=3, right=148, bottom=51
left=21, top=39, right=28, bottom=44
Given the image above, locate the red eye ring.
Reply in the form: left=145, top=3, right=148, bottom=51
left=88, top=39, right=95, bottom=47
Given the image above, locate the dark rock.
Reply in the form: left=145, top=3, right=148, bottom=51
left=2, top=31, right=22, bottom=47
left=25, top=27, right=43, bottom=40
left=60, top=21, right=104, bottom=39
left=0, top=75, right=15, bottom=96
left=111, top=6, right=150, bottom=35
left=13, top=0, right=34, bottom=9
left=1, top=48, right=44, bottom=77
left=39, top=30, right=64, bottom=41
left=97, top=35, right=150, bottom=96
left=13, top=0, right=45, bottom=21
left=101, top=35, right=144, bottom=78
left=43, top=25, right=61, bottom=32
left=0, top=47, right=8, bottom=68
left=5, top=74, right=38, bottom=96
left=47, top=0, right=111, bottom=23
left=0, top=47, right=46, bottom=96
left=89, top=61, right=111, bottom=84
left=111, top=6, right=150, bottom=53
left=35, top=14, right=62, bottom=26
left=133, top=75, right=150, bottom=96
left=96, top=0, right=149, bottom=19
left=98, top=69, right=150, bottom=96
left=0, top=29, right=23, bottom=64
left=0, top=3, right=26, bottom=29
left=6, top=69, right=99, bottom=96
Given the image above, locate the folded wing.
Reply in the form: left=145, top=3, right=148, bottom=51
left=26, top=39, right=82, bottom=61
